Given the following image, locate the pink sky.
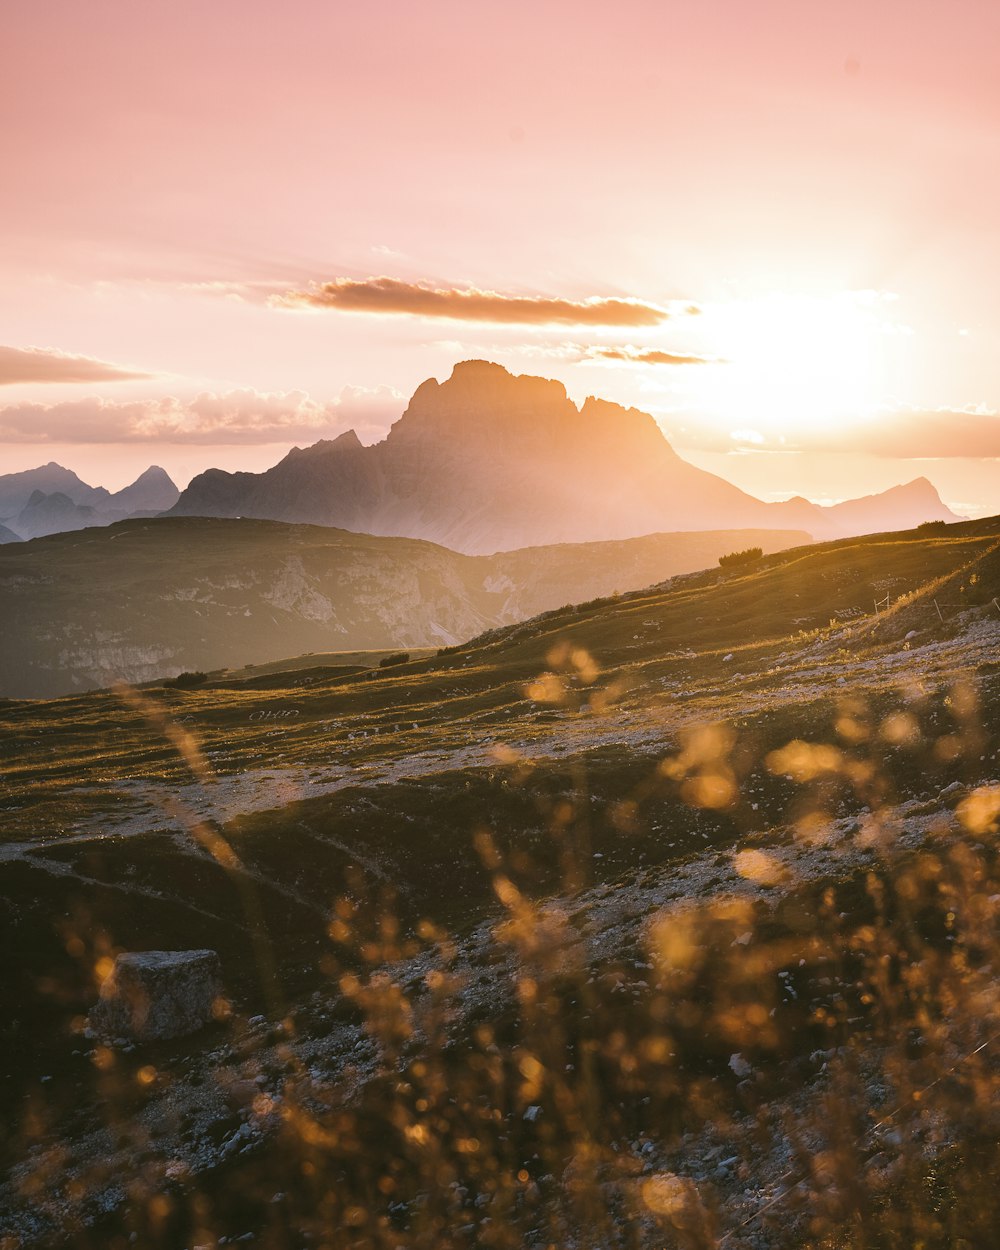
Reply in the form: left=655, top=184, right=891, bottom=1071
left=2, top=0, right=999, bottom=511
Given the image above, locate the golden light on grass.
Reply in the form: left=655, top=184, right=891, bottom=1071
left=640, top=1170, right=712, bottom=1233
left=524, top=672, right=565, bottom=704
left=794, top=811, right=835, bottom=846
left=733, top=847, right=790, bottom=886
left=879, top=711, right=921, bottom=746
left=766, top=739, right=842, bottom=782
left=957, top=785, right=1000, bottom=835
left=94, top=955, right=115, bottom=984
left=681, top=771, right=736, bottom=809
left=650, top=913, right=699, bottom=971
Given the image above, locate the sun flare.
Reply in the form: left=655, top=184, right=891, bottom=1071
left=691, top=290, right=904, bottom=435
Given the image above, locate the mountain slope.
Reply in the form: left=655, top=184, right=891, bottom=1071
left=0, top=519, right=808, bottom=697
left=170, top=360, right=960, bottom=551
left=3, top=515, right=1000, bottom=1246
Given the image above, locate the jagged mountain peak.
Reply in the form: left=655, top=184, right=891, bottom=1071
left=391, top=360, right=572, bottom=435
left=167, top=361, right=960, bottom=552
left=132, top=465, right=173, bottom=483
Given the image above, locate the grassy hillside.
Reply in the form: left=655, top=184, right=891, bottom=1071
left=3, top=515, right=1000, bottom=1247
left=0, top=518, right=808, bottom=699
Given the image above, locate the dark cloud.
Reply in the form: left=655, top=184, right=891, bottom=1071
left=0, top=387, right=401, bottom=445
left=0, top=345, right=151, bottom=385
left=274, top=277, right=675, bottom=327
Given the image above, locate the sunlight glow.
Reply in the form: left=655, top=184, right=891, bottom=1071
left=693, top=291, right=902, bottom=433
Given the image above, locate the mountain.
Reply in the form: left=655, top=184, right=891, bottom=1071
left=0, top=464, right=179, bottom=539
left=819, top=476, right=955, bottom=536
left=12, top=490, right=97, bottom=540
left=0, top=461, right=110, bottom=518
left=106, top=464, right=180, bottom=514
left=0, top=522, right=22, bottom=544
left=170, top=360, right=960, bottom=551
left=0, top=517, right=808, bottom=698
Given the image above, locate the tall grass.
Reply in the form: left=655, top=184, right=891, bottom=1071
left=6, top=657, right=1000, bottom=1250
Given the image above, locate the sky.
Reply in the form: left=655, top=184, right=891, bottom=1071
left=2, top=0, right=1000, bottom=513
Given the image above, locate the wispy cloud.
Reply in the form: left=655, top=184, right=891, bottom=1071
left=581, top=345, right=717, bottom=366
left=0, top=344, right=151, bottom=385
left=427, top=340, right=716, bottom=366
left=845, top=407, right=1000, bottom=459
left=0, top=386, right=402, bottom=445
left=274, top=276, right=686, bottom=327
left=661, top=405, right=1000, bottom=459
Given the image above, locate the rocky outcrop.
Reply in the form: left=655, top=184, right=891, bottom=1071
left=89, top=950, right=223, bottom=1041
left=169, top=361, right=960, bottom=552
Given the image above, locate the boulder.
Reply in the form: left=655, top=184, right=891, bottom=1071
left=90, top=950, right=222, bottom=1042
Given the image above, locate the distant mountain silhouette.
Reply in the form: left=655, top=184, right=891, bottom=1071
left=170, top=361, right=960, bottom=551
left=0, top=463, right=179, bottom=539
left=107, top=465, right=179, bottom=514
left=13, top=490, right=97, bottom=540
left=0, top=522, right=22, bottom=544
left=0, top=462, right=110, bottom=518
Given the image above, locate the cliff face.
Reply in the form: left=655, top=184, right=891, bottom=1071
left=169, top=361, right=960, bottom=552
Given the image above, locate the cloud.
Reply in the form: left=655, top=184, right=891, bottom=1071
left=582, top=345, right=717, bottom=366
left=0, top=344, right=151, bottom=385
left=841, top=407, right=1000, bottom=459
left=660, top=406, right=1000, bottom=459
left=274, top=276, right=678, bottom=327
left=427, top=340, right=715, bottom=366
left=0, top=386, right=402, bottom=445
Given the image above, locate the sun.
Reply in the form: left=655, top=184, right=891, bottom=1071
left=690, top=290, right=900, bottom=438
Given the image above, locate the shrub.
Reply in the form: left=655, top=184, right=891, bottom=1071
left=165, top=670, right=208, bottom=688
left=718, top=545, right=763, bottom=569
left=378, top=652, right=410, bottom=669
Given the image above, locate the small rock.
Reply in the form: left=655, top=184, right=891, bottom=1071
left=729, top=1053, right=752, bottom=1079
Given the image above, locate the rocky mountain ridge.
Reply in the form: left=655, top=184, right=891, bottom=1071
left=169, top=361, right=960, bottom=552
left=0, top=463, right=179, bottom=540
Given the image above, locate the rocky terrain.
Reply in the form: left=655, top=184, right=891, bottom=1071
left=169, top=361, right=959, bottom=553
left=2, top=513, right=999, bottom=1247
